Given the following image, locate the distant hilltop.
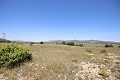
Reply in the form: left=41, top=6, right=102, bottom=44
left=45, top=40, right=120, bottom=44
left=0, top=38, right=11, bottom=42
left=0, top=38, right=120, bottom=44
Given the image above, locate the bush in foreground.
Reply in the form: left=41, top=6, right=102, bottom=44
left=0, top=44, right=32, bottom=68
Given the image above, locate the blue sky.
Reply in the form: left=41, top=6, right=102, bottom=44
left=0, top=0, right=120, bottom=42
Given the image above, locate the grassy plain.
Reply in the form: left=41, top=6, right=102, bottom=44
left=0, top=43, right=120, bottom=80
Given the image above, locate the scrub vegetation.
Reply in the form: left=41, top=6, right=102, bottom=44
left=0, top=43, right=120, bottom=80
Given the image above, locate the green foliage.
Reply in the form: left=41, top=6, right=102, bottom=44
left=62, top=41, right=66, bottom=45
left=67, top=42, right=74, bottom=46
left=0, top=44, right=32, bottom=68
left=105, top=44, right=113, bottom=48
left=62, top=42, right=74, bottom=46
left=118, top=46, right=120, bottom=48
left=40, top=41, right=44, bottom=44
left=78, top=44, right=84, bottom=47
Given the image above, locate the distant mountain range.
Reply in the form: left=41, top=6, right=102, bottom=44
left=0, top=38, right=120, bottom=44
left=45, top=40, right=120, bottom=44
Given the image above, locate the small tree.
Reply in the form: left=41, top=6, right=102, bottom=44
left=67, top=42, right=74, bottom=46
left=105, top=44, right=109, bottom=48
left=79, top=44, right=84, bottom=47
left=109, top=44, right=113, bottom=47
left=62, top=41, right=66, bottom=45
left=40, top=41, right=44, bottom=44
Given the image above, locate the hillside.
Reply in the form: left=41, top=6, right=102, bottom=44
left=45, top=40, right=120, bottom=44
left=0, top=38, right=11, bottom=42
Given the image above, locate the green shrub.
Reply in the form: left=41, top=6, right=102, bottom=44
left=40, top=41, right=44, bottom=44
left=105, top=44, right=113, bottom=48
left=62, top=41, right=66, bottom=45
left=109, top=44, right=113, bottom=47
left=0, top=44, right=32, bottom=68
left=78, top=44, right=84, bottom=47
left=67, top=42, right=74, bottom=46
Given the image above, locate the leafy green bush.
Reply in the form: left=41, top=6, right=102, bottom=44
left=67, top=42, right=74, bottom=46
left=0, top=44, right=32, bottom=68
left=40, top=41, right=44, bottom=44
left=62, top=41, right=66, bottom=45
left=62, top=42, right=75, bottom=46
left=105, top=44, right=113, bottom=48
left=78, top=44, right=84, bottom=47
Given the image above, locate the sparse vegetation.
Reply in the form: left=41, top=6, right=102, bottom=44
left=78, top=44, right=84, bottom=47
left=86, top=49, right=92, bottom=53
left=105, top=44, right=113, bottom=48
left=62, top=41, right=66, bottom=45
left=0, top=43, right=119, bottom=80
left=99, top=49, right=107, bottom=53
left=62, top=42, right=75, bottom=46
left=67, top=42, right=74, bottom=46
left=98, top=69, right=110, bottom=78
left=102, top=57, right=111, bottom=63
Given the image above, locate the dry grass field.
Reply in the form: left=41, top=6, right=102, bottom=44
left=0, top=43, right=120, bottom=80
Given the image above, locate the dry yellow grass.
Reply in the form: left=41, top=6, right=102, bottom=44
left=0, top=43, right=120, bottom=80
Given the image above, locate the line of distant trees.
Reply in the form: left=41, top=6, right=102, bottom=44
left=61, top=41, right=120, bottom=48
left=29, top=41, right=44, bottom=46
left=61, top=41, right=84, bottom=47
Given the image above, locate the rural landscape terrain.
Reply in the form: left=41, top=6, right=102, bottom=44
left=0, top=39, right=120, bottom=80
left=0, top=0, right=119, bottom=80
